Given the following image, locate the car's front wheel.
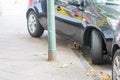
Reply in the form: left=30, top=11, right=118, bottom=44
left=112, top=49, right=120, bottom=80
left=27, top=11, right=44, bottom=37
left=91, top=30, right=103, bottom=64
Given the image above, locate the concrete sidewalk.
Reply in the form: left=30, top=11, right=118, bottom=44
left=0, top=15, right=96, bottom=80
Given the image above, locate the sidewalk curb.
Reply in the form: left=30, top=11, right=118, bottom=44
left=72, top=48, right=101, bottom=80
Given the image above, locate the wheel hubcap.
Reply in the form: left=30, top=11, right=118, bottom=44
left=28, top=14, right=37, bottom=33
left=113, top=56, right=120, bottom=80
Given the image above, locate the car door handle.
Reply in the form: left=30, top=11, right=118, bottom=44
left=56, top=6, right=62, bottom=11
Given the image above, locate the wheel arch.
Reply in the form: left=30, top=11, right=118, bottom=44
left=83, top=26, right=107, bottom=54
left=112, top=43, right=120, bottom=60
left=26, top=7, right=39, bottom=19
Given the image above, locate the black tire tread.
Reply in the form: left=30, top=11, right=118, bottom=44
left=27, top=11, right=44, bottom=37
left=112, top=49, right=120, bottom=80
left=91, top=30, right=103, bottom=64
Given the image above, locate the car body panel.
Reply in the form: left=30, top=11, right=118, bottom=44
left=112, top=20, right=120, bottom=59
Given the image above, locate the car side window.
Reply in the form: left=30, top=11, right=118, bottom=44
left=55, top=0, right=85, bottom=20
left=83, top=0, right=96, bottom=14
left=55, top=0, right=80, bottom=8
left=55, top=0, right=83, bottom=17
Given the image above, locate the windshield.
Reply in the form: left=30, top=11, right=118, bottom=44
left=93, top=0, right=120, bottom=5
left=92, top=0, right=120, bottom=19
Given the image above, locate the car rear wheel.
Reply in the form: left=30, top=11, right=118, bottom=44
left=27, top=11, right=44, bottom=37
left=91, top=30, right=103, bottom=64
left=112, top=49, right=120, bottom=80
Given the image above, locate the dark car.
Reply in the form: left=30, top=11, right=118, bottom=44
left=26, top=0, right=120, bottom=64
left=112, top=20, right=120, bottom=80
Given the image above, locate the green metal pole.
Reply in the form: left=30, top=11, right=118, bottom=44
left=47, top=0, right=56, bottom=61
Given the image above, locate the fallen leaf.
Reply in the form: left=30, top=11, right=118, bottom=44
left=88, top=61, right=92, bottom=64
left=99, top=72, right=112, bottom=80
left=86, top=69, right=93, bottom=76
left=60, top=64, right=68, bottom=68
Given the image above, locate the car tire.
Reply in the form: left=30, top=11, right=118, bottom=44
left=91, top=30, right=103, bottom=64
left=112, top=49, right=120, bottom=80
left=27, top=11, right=44, bottom=37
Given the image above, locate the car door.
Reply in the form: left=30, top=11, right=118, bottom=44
left=54, top=0, right=85, bottom=42
left=81, top=0, right=99, bottom=26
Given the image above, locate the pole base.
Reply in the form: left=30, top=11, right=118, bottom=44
left=48, top=52, right=56, bottom=61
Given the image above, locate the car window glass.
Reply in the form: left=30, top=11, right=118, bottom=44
left=55, top=0, right=83, bottom=20
left=55, top=0, right=80, bottom=5
left=92, top=0, right=120, bottom=6
left=83, top=0, right=91, bottom=11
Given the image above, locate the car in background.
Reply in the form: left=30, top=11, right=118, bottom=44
left=26, top=0, right=120, bottom=64
left=112, top=42, right=120, bottom=80
left=112, top=20, right=120, bottom=80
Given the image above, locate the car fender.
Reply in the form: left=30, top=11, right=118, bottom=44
left=26, top=0, right=47, bottom=19
left=111, top=41, right=120, bottom=60
left=83, top=26, right=110, bottom=55
left=26, top=7, right=39, bottom=19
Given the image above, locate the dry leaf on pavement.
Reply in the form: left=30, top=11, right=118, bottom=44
left=86, top=69, right=94, bottom=76
left=60, top=64, right=68, bottom=68
left=99, top=72, right=112, bottom=80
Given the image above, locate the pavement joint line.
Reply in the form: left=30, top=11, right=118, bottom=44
left=72, top=48, right=101, bottom=80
